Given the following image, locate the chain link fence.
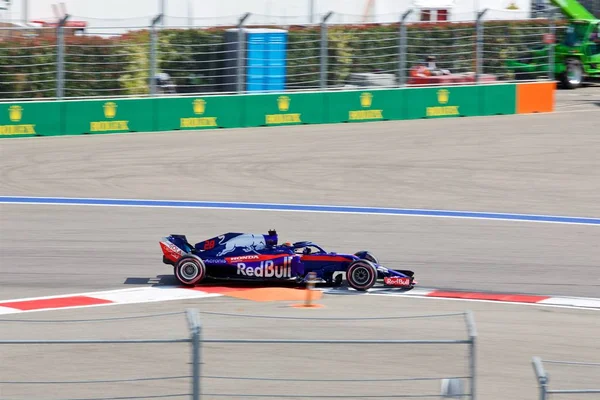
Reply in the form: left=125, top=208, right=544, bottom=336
left=532, top=357, right=600, bottom=399
left=63, top=26, right=151, bottom=98
left=0, top=9, right=559, bottom=101
left=0, top=309, right=477, bottom=400
left=0, top=26, right=57, bottom=98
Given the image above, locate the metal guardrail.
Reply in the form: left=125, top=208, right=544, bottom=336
left=532, top=357, right=600, bottom=399
left=0, top=310, right=201, bottom=400
left=187, top=310, right=478, bottom=400
left=0, top=310, right=478, bottom=400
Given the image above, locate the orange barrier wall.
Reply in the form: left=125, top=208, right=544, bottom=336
left=516, top=81, right=556, bottom=114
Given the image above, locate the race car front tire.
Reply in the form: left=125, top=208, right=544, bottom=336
left=346, top=260, right=377, bottom=291
left=354, top=251, right=379, bottom=264
left=174, top=256, right=206, bottom=286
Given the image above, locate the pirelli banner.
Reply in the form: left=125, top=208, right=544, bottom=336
left=242, top=92, right=326, bottom=127
left=63, top=98, right=155, bottom=135
left=0, top=101, right=61, bottom=137
left=156, top=95, right=243, bottom=131
left=325, top=89, right=403, bottom=123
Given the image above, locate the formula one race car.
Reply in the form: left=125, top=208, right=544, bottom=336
left=159, top=230, right=416, bottom=291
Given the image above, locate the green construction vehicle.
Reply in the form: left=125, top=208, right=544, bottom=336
left=506, top=0, right=600, bottom=89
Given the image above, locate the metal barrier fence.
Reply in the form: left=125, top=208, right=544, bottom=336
left=0, top=309, right=478, bottom=400
left=195, top=310, right=478, bottom=399
left=0, top=310, right=201, bottom=400
left=0, top=9, right=558, bottom=101
left=532, top=357, right=600, bottom=399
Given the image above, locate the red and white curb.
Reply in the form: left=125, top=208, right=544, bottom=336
left=0, top=286, right=223, bottom=315
left=0, top=286, right=599, bottom=315
left=322, top=287, right=600, bottom=310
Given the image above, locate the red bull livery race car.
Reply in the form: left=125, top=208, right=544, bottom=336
left=159, top=230, right=416, bottom=291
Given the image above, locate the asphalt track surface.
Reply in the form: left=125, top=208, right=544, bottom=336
left=1, top=87, right=599, bottom=299
left=0, top=86, right=599, bottom=400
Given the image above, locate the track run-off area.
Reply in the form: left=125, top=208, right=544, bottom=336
left=0, top=86, right=599, bottom=400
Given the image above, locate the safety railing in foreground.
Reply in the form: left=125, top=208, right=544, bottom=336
left=0, top=310, right=201, bottom=400
left=532, top=357, right=600, bottom=399
left=195, top=310, right=478, bottom=399
left=0, top=309, right=477, bottom=400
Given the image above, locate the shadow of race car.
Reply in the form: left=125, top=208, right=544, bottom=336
left=159, top=230, right=416, bottom=291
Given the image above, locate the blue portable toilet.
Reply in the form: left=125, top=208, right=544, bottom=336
left=264, top=30, right=287, bottom=92
left=223, top=28, right=288, bottom=93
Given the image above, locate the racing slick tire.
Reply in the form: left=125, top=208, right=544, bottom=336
left=346, top=260, right=377, bottom=291
left=354, top=251, right=378, bottom=264
left=174, top=256, right=206, bottom=286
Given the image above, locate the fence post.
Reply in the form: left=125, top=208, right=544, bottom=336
left=56, top=14, right=70, bottom=99
left=475, top=9, right=488, bottom=84
left=236, top=13, right=251, bottom=94
left=548, top=11, right=555, bottom=81
left=149, top=14, right=163, bottom=96
left=464, top=311, right=478, bottom=400
left=532, top=357, right=549, bottom=400
left=187, top=309, right=202, bottom=400
left=398, top=9, right=412, bottom=87
left=159, top=0, right=166, bottom=27
left=320, top=11, right=333, bottom=89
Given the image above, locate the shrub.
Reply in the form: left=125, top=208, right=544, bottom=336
left=0, top=19, right=565, bottom=98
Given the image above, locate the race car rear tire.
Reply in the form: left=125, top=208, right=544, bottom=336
left=174, top=256, right=206, bottom=286
left=346, top=260, right=377, bottom=291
